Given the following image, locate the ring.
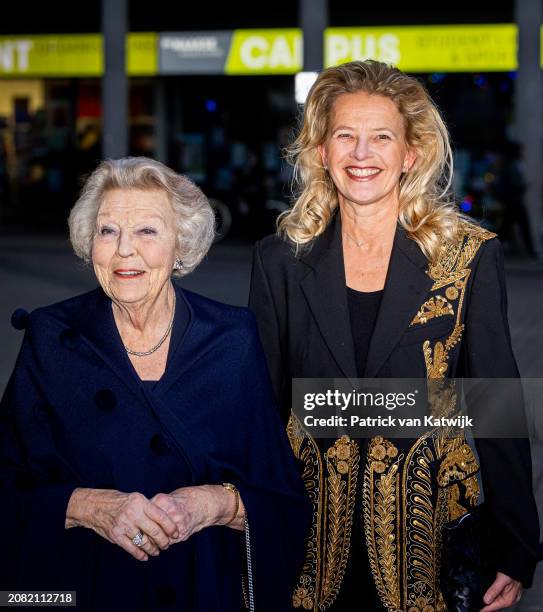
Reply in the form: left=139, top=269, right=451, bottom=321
left=132, top=531, right=145, bottom=547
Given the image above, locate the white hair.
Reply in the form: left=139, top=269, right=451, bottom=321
left=68, top=157, right=215, bottom=277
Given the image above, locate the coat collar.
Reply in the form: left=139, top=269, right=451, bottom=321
left=61, top=285, right=217, bottom=482
left=64, top=284, right=196, bottom=397
left=299, top=212, right=433, bottom=378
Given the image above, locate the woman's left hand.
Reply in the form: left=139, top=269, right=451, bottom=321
left=480, top=572, right=523, bottom=611
left=151, top=484, right=244, bottom=543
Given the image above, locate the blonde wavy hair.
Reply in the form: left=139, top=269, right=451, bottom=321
left=279, top=60, right=468, bottom=263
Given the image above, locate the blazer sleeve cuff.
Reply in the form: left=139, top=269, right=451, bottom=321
left=495, top=542, right=542, bottom=588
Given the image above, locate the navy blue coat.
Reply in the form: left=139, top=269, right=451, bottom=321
left=0, top=284, right=310, bottom=611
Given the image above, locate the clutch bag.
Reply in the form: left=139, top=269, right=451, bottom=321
left=440, top=506, right=489, bottom=612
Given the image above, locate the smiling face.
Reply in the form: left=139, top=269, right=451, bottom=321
left=319, top=91, right=416, bottom=214
left=91, top=188, right=177, bottom=306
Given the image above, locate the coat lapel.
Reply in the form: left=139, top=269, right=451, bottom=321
left=66, top=282, right=226, bottom=392
left=68, top=288, right=143, bottom=395
left=299, top=214, right=358, bottom=379
left=154, top=287, right=209, bottom=397
left=364, top=226, right=433, bottom=377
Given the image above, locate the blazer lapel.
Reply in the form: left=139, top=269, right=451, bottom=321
left=364, top=226, right=433, bottom=377
left=299, top=214, right=358, bottom=379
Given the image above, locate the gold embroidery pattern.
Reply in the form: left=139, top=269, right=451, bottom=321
left=411, top=296, right=453, bottom=326
left=433, top=486, right=449, bottom=612
left=288, top=413, right=305, bottom=459
left=445, top=286, right=459, bottom=301
left=447, top=484, right=466, bottom=521
left=421, top=222, right=493, bottom=528
left=422, top=321, right=465, bottom=379
left=399, top=223, right=493, bottom=612
left=423, top=223, right=495, bottom=379
left=320, top=436, right=360, bottom=609
left=407, top=595, right=438, bottom=612
left=422, top=340, right=449, bottom=379
left=403, top=437, right=438, bottom=611
left=290, top=223, right=495, bottom=612
left=289, top=423, right=360, bottom=611
left=433, top=422, right=481, bottom=521
left=437, top=443, right=479, bottom=487
left=363, top=437, right=402, bottom=612
left=288, top=415, right=323, bottom=611
left=444, top=324, right=464, bottom=351
left=427, top=223, right=495, bottom=292
left=436, top=439, right=481, bottom=521
left=463, top=475, right=480, bottom=506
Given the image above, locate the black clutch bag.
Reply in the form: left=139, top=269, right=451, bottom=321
left=439, top=506, right=492, bottom=612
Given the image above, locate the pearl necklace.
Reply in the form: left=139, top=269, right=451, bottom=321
left=124, top=293, right=176, bottom=357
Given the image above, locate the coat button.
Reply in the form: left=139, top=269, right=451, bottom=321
left=11, top=309, right=29, bottom=330
left=60, top=329, right=80, bottom=350
left=155, top=584, right=176, bottom=605
left=150, top=433, right=171, bottom=456
left=94, top=389, right=117, bottom=412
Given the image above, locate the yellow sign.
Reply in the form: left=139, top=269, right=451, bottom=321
left=225, top=29, right=302, bottom=74
left=127, top=33, right=158, bottom=76
left=325, top=25, right=518, bottom=72
left=1, top=26, right=539, bottom=77
left=0, top=35, right=103, bottom=77
left=0, top=33, right=157, bottom=77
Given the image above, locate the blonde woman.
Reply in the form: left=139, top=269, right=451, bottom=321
left=249, top=61, right=540, bottom=611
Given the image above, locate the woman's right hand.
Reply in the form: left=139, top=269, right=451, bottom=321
left=65, top=488, right=179, bottom=561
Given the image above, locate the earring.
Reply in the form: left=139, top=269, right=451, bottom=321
left=174, top=257, right=183, bottom=271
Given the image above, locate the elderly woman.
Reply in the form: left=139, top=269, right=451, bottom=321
left=249, top=61, right=541, bottom=611
left=0, top=157, right=310, bottom=611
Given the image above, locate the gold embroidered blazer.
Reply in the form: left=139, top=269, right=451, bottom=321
left=249, top=213, right=540, bottom=611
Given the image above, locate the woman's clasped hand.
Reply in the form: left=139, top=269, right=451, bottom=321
left=66, top=484, right=242, bottom=561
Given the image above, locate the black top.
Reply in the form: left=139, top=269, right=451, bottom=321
left=346, top=287, right=383, bottom=377
left=330, top=286, right=384, bottom=610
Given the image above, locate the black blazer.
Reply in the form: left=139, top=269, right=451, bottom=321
left=249, top=212, right=541, bottom=593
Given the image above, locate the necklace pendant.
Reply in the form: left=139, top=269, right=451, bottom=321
left=343, top=231, right=365, bottom=248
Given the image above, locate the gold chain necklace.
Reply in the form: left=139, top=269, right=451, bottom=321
left=342, top=231, right=365, bottom=248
